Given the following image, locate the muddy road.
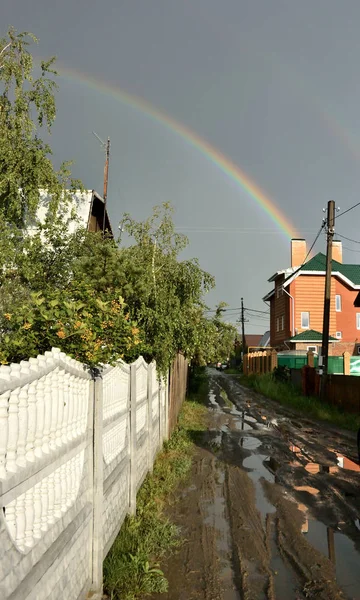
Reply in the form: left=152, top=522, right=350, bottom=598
left=152, top=370, right=360, bottom=600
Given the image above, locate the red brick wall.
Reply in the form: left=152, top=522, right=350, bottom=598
left=334, top=279, right=360, bottom=347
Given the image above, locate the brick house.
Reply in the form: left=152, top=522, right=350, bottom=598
left=263, top=239, right=360, bottom=356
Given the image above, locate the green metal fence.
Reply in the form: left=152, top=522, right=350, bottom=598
left=278, top=354, right=344, bottom=374
left=350, top=357, right=360, bottom=376
left=278, top=355, right=307, bottom=370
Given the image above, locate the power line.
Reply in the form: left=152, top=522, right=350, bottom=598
left=302, top=222, right=326, bottom=265
left=336, top=202, right=360, bottom=220
left=342, top=245, right=360, bottom=253
left=336, top=232, right=360, bottom=245
left=244, top=307, right=269, bottom=315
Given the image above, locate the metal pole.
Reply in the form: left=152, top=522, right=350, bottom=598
left=320, top=200, right=335, bottom=398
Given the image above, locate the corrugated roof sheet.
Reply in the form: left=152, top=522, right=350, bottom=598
left=300, top=252, right=360, bottom=285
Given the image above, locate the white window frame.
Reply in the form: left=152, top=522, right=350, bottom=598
left=307, top=345, right=317, bottom=354
left=335, top=331, right=342, bottom=339
left=357, top=314, right=360, bottom=330
left=281, top=315, right=284, bottom=331
left=335, top=294, right=342, bottom=312
left=276, top=317, right=280, bottom=332
left=301, top=311, right=310, bottom=329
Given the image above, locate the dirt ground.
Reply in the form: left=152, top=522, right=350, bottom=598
left=151, top=369, right=360, bottom=600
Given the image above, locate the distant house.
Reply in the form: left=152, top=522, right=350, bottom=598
left=263, top=239, right=360, bottom=356
left=258, top=330, right=270, bottom=348
left=33, top=190, right=113, bottom=236
left=245, top=334, right=262, bottom=348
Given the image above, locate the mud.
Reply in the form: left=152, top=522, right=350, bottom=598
left=151, top=370, right=360, bottom=600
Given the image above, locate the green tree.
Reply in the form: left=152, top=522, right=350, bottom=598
left=0, top=27, right=81, bottom=227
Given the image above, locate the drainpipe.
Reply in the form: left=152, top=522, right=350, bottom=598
left=282, top=287, right=295, bottom=337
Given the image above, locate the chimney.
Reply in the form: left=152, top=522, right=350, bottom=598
left=291, top=239, right=307, bottom=267
left=332, top=240, right=342, bottom=263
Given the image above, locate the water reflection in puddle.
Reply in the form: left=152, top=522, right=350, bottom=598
left=202, top=464, right=241, bottom=600
left=239, top=436, right=262, bottom=450
left=289, top=442, right=360, bottom=474
left=242, top=454, right=276, bottom=518
left=304, top=518, right=360, bottom=599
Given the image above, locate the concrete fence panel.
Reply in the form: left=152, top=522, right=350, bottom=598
left=0, top=348, right=186, bottom=600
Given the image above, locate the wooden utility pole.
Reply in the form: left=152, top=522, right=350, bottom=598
left=320, top=200, right=335, bottom=398
left=92, top=132, right=110, bottom=238
left=102, top=137, right=110, bottom=237
left=241, top=297, right=246, bottom=358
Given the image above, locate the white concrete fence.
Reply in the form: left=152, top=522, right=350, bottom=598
left=0, top=348, right=169, bottom=600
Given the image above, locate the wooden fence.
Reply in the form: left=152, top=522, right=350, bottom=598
left=168, top=353, right=189, bottom=434
left=244, top=349, right=278, bottom=375
left=302, top=367, right=360, bottom=415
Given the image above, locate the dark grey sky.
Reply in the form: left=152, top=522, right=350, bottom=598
left=4, top=1, right=360, bottom=332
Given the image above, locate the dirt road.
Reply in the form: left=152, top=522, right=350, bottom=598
left=152, top=370, right=360, bottom=600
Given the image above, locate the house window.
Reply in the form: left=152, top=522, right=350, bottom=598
left=335, top=295, right=342, bottom=312
left=335, top=331, right=342, bottom=339
left=357, top=346, right=360, bottom=356
left=276, top=317, right=279, bottom=332
left=301, top=312, right=310, bottom=329
left=307, top=345, right=317, bottom=354
left=357, top=314, right=360, bottom=330
left=281, top=315, right=284, bottom=331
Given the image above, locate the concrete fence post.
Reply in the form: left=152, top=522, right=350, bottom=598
left=91, top=374, right=104, bottom=595
left=147, top=364, right=153, bottom=472
left=343, top=351, right=350, bottom=376
left=158, top=377, right=163, bottom=446
left=164, top=371, right=169, bottom=441
left=129, top=364, right=137, bottom=515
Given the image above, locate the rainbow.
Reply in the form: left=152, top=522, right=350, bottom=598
left=56, top=64, right=298, bottom=239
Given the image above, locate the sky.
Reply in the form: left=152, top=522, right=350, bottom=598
left=3, top=0, right=360, bottom=334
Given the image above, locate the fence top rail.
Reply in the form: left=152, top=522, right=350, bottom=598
left=0, top=347, right=92, bottom=395
left=101, top=359, right=131, bottom=377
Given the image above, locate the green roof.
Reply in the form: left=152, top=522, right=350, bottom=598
left=289, top=329, right=338, bottom=342
left=299, top=252, right=360, bottom=285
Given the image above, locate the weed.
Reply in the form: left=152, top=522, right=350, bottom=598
left=103, top=369, right=209, bottom=599
left=239, top=373, right=360, bottom=432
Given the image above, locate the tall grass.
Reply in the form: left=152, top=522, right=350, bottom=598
left=103, top=369, right=209, bottom=600
left=240, top=373, right=360, bottom=432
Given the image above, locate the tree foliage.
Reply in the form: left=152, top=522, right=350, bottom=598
left=0, top=28, right=234, bottom=372
left=0, top=27, right=81, bottom=227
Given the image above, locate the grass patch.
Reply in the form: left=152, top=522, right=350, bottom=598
left=225, top=367, right=242, bottom=375
left=239, top=373, right=360, bottom=432
left=103, top=368, right=209, bottom=600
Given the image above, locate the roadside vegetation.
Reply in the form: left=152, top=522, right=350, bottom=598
left=103, top=368, right=209, bottom=600
left=240, top=372, right=360, bottom=432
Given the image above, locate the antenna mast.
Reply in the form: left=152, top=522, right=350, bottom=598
left=92, top=132, right=110, bottom=237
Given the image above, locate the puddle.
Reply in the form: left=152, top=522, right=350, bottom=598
left=294, top=485, right=320, bottom=496
left=202, top=463, right=241, bottom=600
left=233, top=419, right=253, bottom=431
left=289, top=441, right=360, bottom=475
left=336, top=455, right=360, bottom=472
left=305, top=518, right=360, bottom=599
left=267, top=515, right=302, bottom=599
left=209, top=389, right=221, bottom=410
left=243, top=454, right=276, bottom=519
left=239, top=436, right=262, bottom=450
